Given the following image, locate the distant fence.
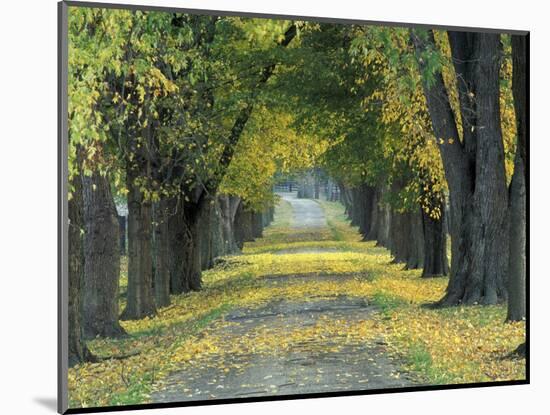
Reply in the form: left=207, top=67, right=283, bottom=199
left=273, top=182, right=296, bottom=192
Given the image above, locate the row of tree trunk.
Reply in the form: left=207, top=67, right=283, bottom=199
left=67, top=22, right=298, bottom=367
left=410, top=30, right=527, bottom=324
left=68, top=180, right=274, bottom=365
left=334, top=32, right=526, bottom=332
left=339, top=182, right=449, bottom=279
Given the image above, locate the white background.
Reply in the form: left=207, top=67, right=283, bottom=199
left=0, top=0, right=545, bottom=414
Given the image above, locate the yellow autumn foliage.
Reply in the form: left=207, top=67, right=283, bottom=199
left=68, top=198, right=525, bottom=409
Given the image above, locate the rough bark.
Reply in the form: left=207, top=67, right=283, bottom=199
left=348, top=185, right=373, bottom=235
left=81, top=171, right=125, bottom=338
left=506, top=156, right=526, bottom=321
left=166, top=198, right=187, bottom=294
left=163, top=196, right=203, bottom=293
left=359, top=184, right=376, bottom=240
left=209, top=199, right=226, bottom=261
left=411, top=30, right=509, bottom=305
left=388, top=208, right=424, bottom=269
left=350, top=188, right=362, bottom=229
left=422, top=204, right=450, bottom=277
left=405, top=208, right=425, bottom=270
left=234, top=202, right=255, bottom=249
left=199, top=199, right=214, bottom=270
left=121, top=162, right=156, bottom=320
left=68, top=169, right=95, bottom=366
left=170, top=199, right=204, bottom=293
left=199, top=197, right=225, bottom=271
left=507, top=34, right=528, bottom=322
left=153, top=200, right=170, bottom=308
left=375, top=197, right=392, bottom=248
left=183, top=203, right=203, bottom=291
left=218, top=195, right=240, bottom=254
left=389, top=210, right=410, bottom=264
left=463, top=33, right=509, bottom=305
left=365, top=187, right=380, bottom=241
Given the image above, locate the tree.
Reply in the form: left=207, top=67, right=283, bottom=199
left=411, top=30, right=509, bottom=305
left=152, top=200, right=171, bottom=308
left=507, top=34, right=528, bottom=323
left=160, top=21, right=299, bottom=293
left=278, top=24, right=449, bottom=278
left=68, top=160, right=95, bottom=366
left=68, top=8, right=133, bottom=332
left=82, top=170, right=126, bottom=337
left=359, top=28, right=449, bottom=276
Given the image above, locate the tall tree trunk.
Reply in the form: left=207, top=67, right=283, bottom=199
left=376, top=205, right=391, bottom=248
left=184, top=202, right=203, bottom=291
left=376, top=196, right=391, bottom=248
left=81, top=171, right=125, bottom=338
left=167, top=198, right=185, bottom=294
left=218, top=195, right=240, bottom=254
left=389, top=210, right=410, bottom=264
left=506, top=155, right=526, bottom=321
left=167, top=198, right=203, bottom=293
left=68, top=168, right=95, bottom=366
left=350, top=186, right=367, bottom=232
left=234, top=202, right=255, bottom=249
left=405, top=208, right=425, bottom=270
left=209, top=199, right=226, bottom=261
left=153, top=200, right=170, bottom=308
left=507, top=34, right=528, bottom=322
left=422, top=203, right=450, bottom=277
left=348, top=188, right=359, bottom=227
left=121, top=163, right=156, bottom=320
left=359, top=184, right=376, bottom=240
left=365, top=186, right=380, bottom=241
left=252, top=212, right=264, bottom=238
left=411, top=30, right=509, bottom=305
left=199, top=198, right=213, bottom=270
left=356, top=187, right=368, bottom=234
left=462, top=33, right=509, bottom=305
left=389, top=208, right=424, bottom=269
left=200, top=197, right=227, bottom=270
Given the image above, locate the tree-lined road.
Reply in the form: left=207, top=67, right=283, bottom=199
left=152, top=197, right=415, bottom=403
left=66, top=10, right=527, bottom=409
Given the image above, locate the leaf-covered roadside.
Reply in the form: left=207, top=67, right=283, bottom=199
left=68, top=199, right=525, bottom=408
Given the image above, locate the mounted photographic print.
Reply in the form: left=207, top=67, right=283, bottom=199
left=58, top=1, right=528, bottom=413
